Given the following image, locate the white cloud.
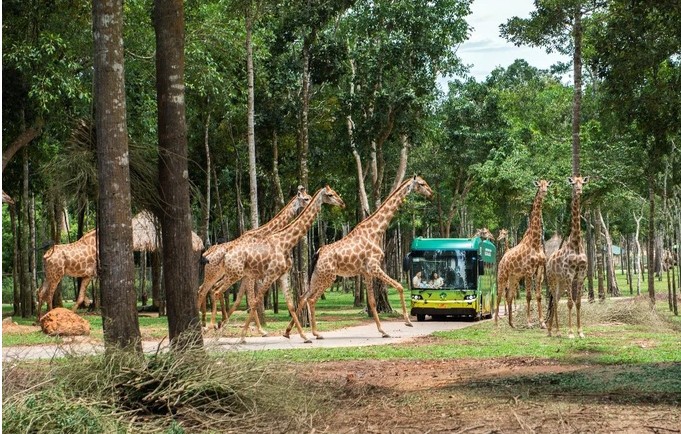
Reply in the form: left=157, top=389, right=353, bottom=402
left=441, top=0, right=571, bottom=87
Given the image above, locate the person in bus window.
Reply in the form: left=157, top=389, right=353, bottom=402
left=429, top=272, right=444, bottom=288
left=412, top=271, right=424, bottom=288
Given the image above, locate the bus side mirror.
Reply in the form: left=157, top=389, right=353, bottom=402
left=403, top=254, right=412, bottom=273
left=478, top=260, right=485, bottom=276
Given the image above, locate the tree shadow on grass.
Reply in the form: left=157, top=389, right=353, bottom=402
left=457, top=362, right=681, bottom=406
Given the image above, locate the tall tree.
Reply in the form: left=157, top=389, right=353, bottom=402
left=594, top=0, right=681, bottom=304
left=154, top=0, right=203, bottom=349
left=245, top=0, right=259, bottom=229
left=502, top=0, right=604, bottom=178
left=93, top=0, right=141, bottom=351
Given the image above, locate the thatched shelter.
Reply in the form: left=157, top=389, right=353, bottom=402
left=132, top=210, right=203, bottom=252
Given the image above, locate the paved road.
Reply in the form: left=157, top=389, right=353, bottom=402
left=2, top=318, right=485, bottom=361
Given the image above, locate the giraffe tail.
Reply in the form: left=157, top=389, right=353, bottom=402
left=309, top=249, right=320, bottom=281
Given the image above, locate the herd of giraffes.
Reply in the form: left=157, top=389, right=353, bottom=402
left=495, top=176, right=590, bottom=339
left=35, top=174, right=590, bottom=341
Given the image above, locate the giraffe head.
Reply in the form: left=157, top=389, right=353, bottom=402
left=567, top=176, right=589, bottom=195
left=533, top=179, right=552, bottom=198
left=408, top=175, right=434, bottom=199
left=474, top=228, right=495, bottom=240
left=497, top=228, right=508, bottom=241
left=293, top=185, right=313, bottom=213
left=320, top=185, right=346, bottom=208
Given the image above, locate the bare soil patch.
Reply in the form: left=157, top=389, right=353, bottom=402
left=301, top=358, right=680, bottom=433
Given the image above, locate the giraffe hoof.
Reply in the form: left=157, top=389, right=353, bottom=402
left=568, top=333, right=575, bottom=339
left=315, top=335, right=324, bottom=340
left=405, top=322, right=413, bottom=327
left=283, top=333, right=290, bottom=339
left=540, top=322, right=547, bottom=330
left=260, top=332, right=269, bottom=337
left=238, top=338, right=247, bottom=344
left=382, top=334, right=391, bottom=338
left=303, top=339, right=312, bottom=344
left=579, top=332, right=585, bottom=339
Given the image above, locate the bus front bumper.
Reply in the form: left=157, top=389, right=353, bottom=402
left=410, top=300, right=478, bottom=317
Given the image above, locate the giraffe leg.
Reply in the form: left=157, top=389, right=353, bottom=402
left=73, top=276, right=92, bottom=312
left=368, top=264, right=413, bottom=327
left=36, top=279, right=57, bottom=321
left=553, top=282, right=563, bottom=338
left=494, top=282, right=505, bottom=326
left=536, top=270, right=546, bottom=329
left=226, top=278, right=248, bottom=318
left=363, top=273, right=389, bottom=338
left=209, top=277, right=238, bottom=329
left=525, top=278, right=533, bottom=327
left=306, top=273, right=335, bottom=339
left=567, top=285, right=575, bottom=339
left=244, top=278, right=267, bottom=337
left=575, top=281, right=585, bottom=338
left=507, top=277, right=520, bottom=328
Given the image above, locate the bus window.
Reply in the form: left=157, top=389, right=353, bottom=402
left=409, top=250, right=477, bottom=290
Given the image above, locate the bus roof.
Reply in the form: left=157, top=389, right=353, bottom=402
left=410, top=237, right=497, bottom=261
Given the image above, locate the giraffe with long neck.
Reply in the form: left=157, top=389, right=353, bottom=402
left=208, top=186, right=345, bottom=340
left=495, top=180, right=551, bottom=328
left=36, top=229, right=98, bottom=320
left=546, top=176, right=589, bottom=338
left=284, top=175, right=433, bottom=340
left=197, top=187, right=310, bottom=327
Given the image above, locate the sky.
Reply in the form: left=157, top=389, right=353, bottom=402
left=443, top=0, right=570, bottom=85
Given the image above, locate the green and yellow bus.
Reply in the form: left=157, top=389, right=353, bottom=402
left=403, top=237, right=497, bottom=321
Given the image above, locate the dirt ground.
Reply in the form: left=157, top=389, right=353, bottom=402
left=302, top=349, right=680, bottom=434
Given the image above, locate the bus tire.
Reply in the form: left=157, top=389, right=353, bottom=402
left=416, top=314, right=426, bottom=322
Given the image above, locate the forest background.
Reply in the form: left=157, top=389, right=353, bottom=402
left=3, top=0, right=681, bottom=328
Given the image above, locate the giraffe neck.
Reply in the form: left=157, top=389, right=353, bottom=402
left=275, top=190, right=324, bottom=251
left=567, top=190, right=582, bottom=252
left=351, top=179, right=411, bottom=241
left=249, top=195, right=299, bottom=236
left=522, top=189, right=545, bottom=249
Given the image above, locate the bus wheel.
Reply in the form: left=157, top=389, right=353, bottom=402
left=416, top=314, right=426, bottom=322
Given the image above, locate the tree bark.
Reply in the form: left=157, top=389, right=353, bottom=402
left=647, top=178, right=656, bottom=304
left=93, top=0, right=141, bottom=352
left=2, top=122, right=42, bottom=171
left=154, top=0, right=202, bottom=349
left=20, top=149, right=33, bottom=317
left=634, top=212, right=643, bottom=295
left=272, top=130, right=285, bottom=208
left=571, top=6, right=582, bottom=177
left=10, top=203, right=20, bottom=315
left=203, top=111, right=212, bottom=245
left=598, top=208, right=619, bottom=296
left=593, top=209, right=605, bottom=301
left=246, top=5, right=259, bottom=229
left=585, top=210, right=595, bottom=302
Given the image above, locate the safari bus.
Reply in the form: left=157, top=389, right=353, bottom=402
left=403, top=237, right=497, bottom=321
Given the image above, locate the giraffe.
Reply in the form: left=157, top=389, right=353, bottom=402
left=495, top=180, right=551, bottom=329
left=497, top=229, right=509, bottom=253
left=36, top=229, right=98, bottom=320
left=206, top=186, right=345, bottom=338
left=284, top=175, right=434, bottom=340
left=197, top=187, right=311, bottom=327
left=546, top=176, right=589, bottom=338
left=473, top=228, right=495, bottom=241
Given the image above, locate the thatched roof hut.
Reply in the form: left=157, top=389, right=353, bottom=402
left=132, top=210, right=203, bottom=252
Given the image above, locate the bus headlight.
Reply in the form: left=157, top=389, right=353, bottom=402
left=463, top=294, right=476, bottom=301
left=411, top=294, right=423, bottom=301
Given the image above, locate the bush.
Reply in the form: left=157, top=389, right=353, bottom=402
left=2, top=340, right=329, bottom=433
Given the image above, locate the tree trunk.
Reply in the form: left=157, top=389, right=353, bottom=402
left=93, top=0, right=141, bottom=352
left=151, top=250, right=164, bottom=314
left=593, top=209, right=605, bottom=302
left=20, top=149, right=34, bottom=318
left=625, top=234, right=633, bottom=294
left=585, top=210, right=595, bottom=302
left=571, top=7, right=582, bottom=178
left=598, top=208, right=619, bottom=296
left=154, top=0, right=202, bottom=349
left=647, top=179, right=656, bottom=304
left=272, top=130, right=285, bottom=208
left=2, top=122, right=42, bottom=171
left=10, top=203, right=20, bottom=315
left=246, top=6, right=259, bottom=230
left=203, top=111, right=212, bottom=245
left=634, top=212, right=643, bottom=295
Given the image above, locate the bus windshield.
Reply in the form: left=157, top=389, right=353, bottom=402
left=409, top=250, right=477, bottom=290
